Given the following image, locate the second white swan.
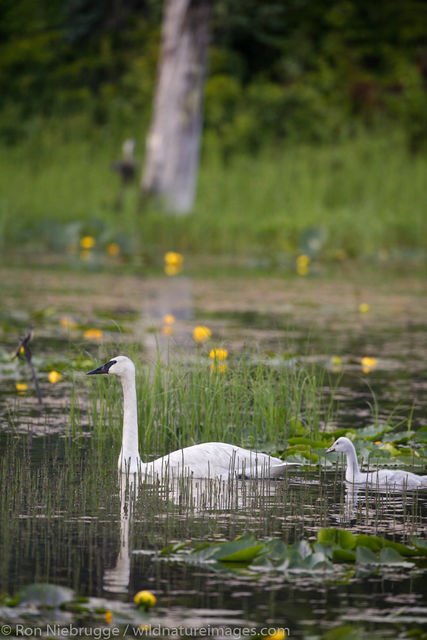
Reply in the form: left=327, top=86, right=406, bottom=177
left=87, top=355, right=298, bottom=478
left=327, top=436, right=427, bottom=489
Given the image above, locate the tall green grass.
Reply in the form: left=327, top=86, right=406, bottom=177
left=78, top=353, right=333, bottom=459
left=0, top=127, right=426, bottom=259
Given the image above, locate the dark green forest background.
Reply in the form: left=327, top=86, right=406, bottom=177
left=2, top=0, right=426, bottom=150
left=1, top=0, right=427, bottom=261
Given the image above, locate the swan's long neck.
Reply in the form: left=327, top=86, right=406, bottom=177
left=345, top=443, right=361, bottom=482
left=120, top=373, right=141, bottom=466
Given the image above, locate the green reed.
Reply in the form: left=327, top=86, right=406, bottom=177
left=79, top=351, right=332, bottom=459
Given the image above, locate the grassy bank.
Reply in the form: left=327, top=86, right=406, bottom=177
left=0, top=127, right=426, bottom=261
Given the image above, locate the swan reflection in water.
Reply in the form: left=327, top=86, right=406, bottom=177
left=334, top=482, right=425, bottom=531
left=103, top=471, right=286, bottom=593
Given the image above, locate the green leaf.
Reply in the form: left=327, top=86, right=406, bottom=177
left=378, top=442, right=400, bottom=456
left=211, top=537, right=265, bottom=563
left=354, top=534, right=383, bottom=551
left=355, top=424, right=391, bottom=440
left=354, top=534, right=417, bottom=556
left=322, top=625, right=363, bottom=640
left=288, top=416, right=306, bottom=436
left=160, top=541, right=188, bottom=555
left=356, top=546, right=380, bottom=564
left=379, top=548, right=410, bottom=565
left=317, top=528, right=356, bottom=549
left=332, top=548, right=356, bottom=563
left=383, top=539, right=418, bottom=557
left=414, top=426, right=427, bottom=443
left=218, top=544, right=265, bottom=563
left=411, top=537, right=427, bottom=556
left=291, top=540, right=312, bottom=558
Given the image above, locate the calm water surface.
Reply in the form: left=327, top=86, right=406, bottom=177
left=0, top=265, right=427, bottom=638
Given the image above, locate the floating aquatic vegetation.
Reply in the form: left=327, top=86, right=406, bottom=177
left=134, top=590, right=156, bottom=610
left=83, top=328, right=103, bottom=341
left=358, top=302, right=370, bottom=314
left=209, top=348, right=228, bottom=360
left=159, top=529, right=427, bottom=579
left=48, top=370, right=63, bottom=384
left=164, top=251, right=183, bottom=276
left=296, top=254, right=311, bottom=276
left=361, top=356, right=377, bottom=373
left=192, top=325, right=212, bottom=343
left=80, top=236, right=96, bottom=250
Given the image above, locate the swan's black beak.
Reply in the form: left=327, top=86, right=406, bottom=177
left=326, top=445, right=335, bottom=453
left=87, top=360, right=116, bottom=375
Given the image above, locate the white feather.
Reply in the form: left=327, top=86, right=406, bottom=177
left=327, top=436, right=427, bottom=489
left=88, top=355, right=298, bottom=479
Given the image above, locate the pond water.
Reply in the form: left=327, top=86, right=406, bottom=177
left=0, top=264, right=426, bottom=639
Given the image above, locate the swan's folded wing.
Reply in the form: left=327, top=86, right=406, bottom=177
left=244, top=462, right=298, bottom=478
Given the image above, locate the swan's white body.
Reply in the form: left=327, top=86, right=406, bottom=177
left=327, top=437, right=427, bottom=489
left=87, top=356, right=297, bottom=479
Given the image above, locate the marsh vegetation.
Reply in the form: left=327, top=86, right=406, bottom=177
left=0, top=264, right=426, bottom=638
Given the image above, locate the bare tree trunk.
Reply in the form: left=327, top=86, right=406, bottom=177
left=141, top=0, right=210, bottom=214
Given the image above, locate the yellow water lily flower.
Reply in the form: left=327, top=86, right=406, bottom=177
left=134, top=590, right=156, bottom=608
left=163, top=314, right=176, bottom=325
left=104, top=611, right=113, bottom=624
left=107, top=242, right=120, bottom=257
left=164, top=251, right=183, bottom=266
left=80, top=236, right=96, bottom=249
left=15, top=382, right=28, bottom=393
left=267, top=630, right=287, bottom=640
left=164, top=252, right=183, bottom=276
left=331, top=355, right=342, bottom=366
left=296, top=254, right=311, bottom=276
left=361, top=357, right=377, bottom=367
left=84, top=328, right=103, bottom=341
left=359, top=302, right=370, bottom=313
left=193, top=325, right=212, bottom=343
left=361, top=356, right=377, bottom=372
left=60, top=316, right=77, bottom=330
left=162, top=326, right=174, bottom=336
left=209, top=348, right=228, bottom=360
left=48, top=371, right=63, bottom=384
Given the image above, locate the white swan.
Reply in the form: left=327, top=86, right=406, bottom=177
left=87, top=356, right=299, bottom=478
left=326, top=436, right=427, bottom=489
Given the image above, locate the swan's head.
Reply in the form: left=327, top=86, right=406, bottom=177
left=326, top=436, right=354, bottom=454
left=87, top=355, right=135, bottom=379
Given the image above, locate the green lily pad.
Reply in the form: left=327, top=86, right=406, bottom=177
left=411, top=538, right=427, bottom=556
left=355, top=424, right=391, bottom=440
left=332, top=548, right=357, bottom=563
left=356, top=546, right=380, bottom=564
left=317, top=528, right=356, bottom=549
left=322, top=624, right=363, bottom=640
left=379, top=547, right=413, bottom=565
